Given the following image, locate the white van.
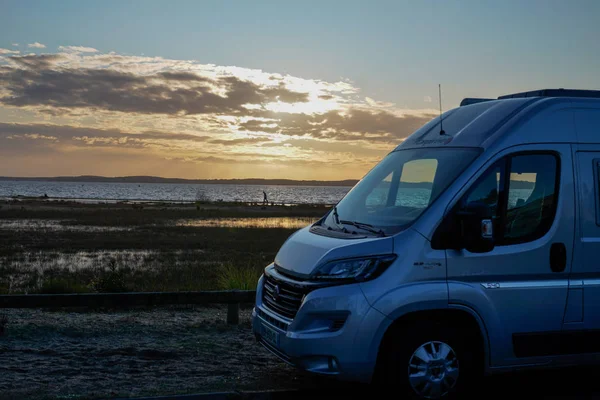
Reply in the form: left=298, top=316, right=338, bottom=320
left=252, top=89, right=600, bottom=398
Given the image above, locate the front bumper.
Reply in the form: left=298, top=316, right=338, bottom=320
left=251, top=273, right=390, bottom=383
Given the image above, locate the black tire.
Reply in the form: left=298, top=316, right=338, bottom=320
left=374, top=320, right=482, bottom=399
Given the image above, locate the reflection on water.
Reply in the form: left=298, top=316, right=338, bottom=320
left=0, top=217, right=318, bottom=231
left=176, top=217, right=318, bottom=229
left=0, top=219, right=130, bottom=232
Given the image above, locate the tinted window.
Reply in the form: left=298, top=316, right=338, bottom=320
left=503, top=154, right=558, bottom=243
left=457, top=152, right=559, bottom=246
left=464, top=161, right=503, bottom=216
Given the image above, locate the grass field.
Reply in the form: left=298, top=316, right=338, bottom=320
left=0, top=199, right=330, bottom=294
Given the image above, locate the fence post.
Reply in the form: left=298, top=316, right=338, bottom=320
left=227, top=303, right=239, bottom=325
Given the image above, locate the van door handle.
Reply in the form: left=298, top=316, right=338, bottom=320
left=550, top=242, right=567, bottom=272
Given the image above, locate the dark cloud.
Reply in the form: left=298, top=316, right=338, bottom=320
left=0, top=122, right=210, bottom=144
left=0, top=55, right=309, bottom=115
left=7, top=54, right=66, bottom=70
left=264, top=82, right=310, bottom=103
left=158, top=71, right=212, bottom=82
left=240, top=109, right=436, bottom=142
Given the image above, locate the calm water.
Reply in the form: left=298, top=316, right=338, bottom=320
left=176, top=217, right=319, bottom=229
left=0, top=180, right=533, bottom=207
left=0, top=180, right=352, bottom=205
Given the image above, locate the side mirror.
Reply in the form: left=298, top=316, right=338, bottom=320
left=456, top=201, right=495, bottom=253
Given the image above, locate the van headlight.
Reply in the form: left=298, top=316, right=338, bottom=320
left=310, top=255, right=397, bottom=282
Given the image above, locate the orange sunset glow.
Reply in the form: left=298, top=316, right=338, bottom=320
left=0, top=50, right=438, bottom=180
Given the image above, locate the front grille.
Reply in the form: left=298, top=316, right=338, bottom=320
left=256, top=335, right=293, bottom=365
left=261, top=273, right=309, bottom=319
left=256, top=308, right=288, bottom=331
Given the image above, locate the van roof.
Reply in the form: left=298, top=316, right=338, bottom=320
left=462, top=88, right=600, bottom=106
left=395, top=88, right=600, bottom=152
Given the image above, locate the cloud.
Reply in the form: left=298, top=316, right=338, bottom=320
left=12, top=43, right=19, bottom=47
left=169, top=154, right=358, bottom=167
left=208, top=137, right=268, bottom=145
left=365, top=97, right=395, bottom=108
left=4, top=54, right=66, bottom=69
left=0, top=122, right=211, bottom=144
left=0, top=56, right=310, bottom=116
left=27, top=42, right=46, bottom=49
left=0, top=49, right=440, bottom=179
left=424, top=96, right=432, bottom=103
left=58, top=45, right=99, bottom=53
left=0, top=121, right=372, bottom=174
left=0, top=49, right=20, bottom=55
left=239, top=108, right=436, bottom=142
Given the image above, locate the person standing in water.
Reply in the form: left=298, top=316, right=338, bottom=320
left=263, top=190, right=268, bottom=205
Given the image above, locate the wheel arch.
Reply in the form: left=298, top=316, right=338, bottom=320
left=373, top=306, right=491, bottom=378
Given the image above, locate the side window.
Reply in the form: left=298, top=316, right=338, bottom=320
left=463, top=161, right=503, bottom=217
left=503, top=154, right=559, bottom=244
left=458, top=152, right=559, bottom=246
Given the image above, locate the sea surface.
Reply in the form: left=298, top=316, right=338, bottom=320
left=0, top=180, right=353, bottom=205
left=0, top=180, right=533, bottom=207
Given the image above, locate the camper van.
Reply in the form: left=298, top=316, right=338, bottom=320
left=251, top=89, right=600, bottom=398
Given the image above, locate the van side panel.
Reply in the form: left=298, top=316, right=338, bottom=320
left=447, top=143, right=576, bottom=367
left=359, top=228, right=447, bottom=311
left=572, top=143, right=600, bottom=340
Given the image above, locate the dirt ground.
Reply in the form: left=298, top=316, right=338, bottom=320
left=0, top=305, right=325, bottom=400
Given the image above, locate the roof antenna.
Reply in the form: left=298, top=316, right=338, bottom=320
left=439, top=83, right=445, bottom=135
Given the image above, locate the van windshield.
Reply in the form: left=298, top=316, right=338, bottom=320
left=321, top=147, right=480, bottom=235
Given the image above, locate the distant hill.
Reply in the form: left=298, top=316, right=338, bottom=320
left=0, top=176, right=537, bottom=189
left=510, top=180, right=535, bottom=189
left=0, top=175, right=359, bottom=187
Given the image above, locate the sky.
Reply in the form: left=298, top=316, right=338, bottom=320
left=1, top=0, right=599, bottom=180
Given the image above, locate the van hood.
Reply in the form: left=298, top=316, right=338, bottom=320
left=273, top=225, right=394, bottom=278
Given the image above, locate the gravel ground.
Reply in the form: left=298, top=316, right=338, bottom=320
left=0, top=305, right=322, bottom=400
left=3, top=306, right=600, bottom=400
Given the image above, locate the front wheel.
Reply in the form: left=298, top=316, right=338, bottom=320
left=375, top=322, right=480, bottom=399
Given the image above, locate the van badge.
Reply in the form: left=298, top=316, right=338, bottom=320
left=413, top=261, right=442, bottom=269
left=482, top=282, right=501, bottom=289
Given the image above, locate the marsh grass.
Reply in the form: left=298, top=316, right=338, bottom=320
left=0, top=200, right=323, bottom=294
left=0, top=249, right=264, bottom=294
left=216, top=262, right=263, bottom=291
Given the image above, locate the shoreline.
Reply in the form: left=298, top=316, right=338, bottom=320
left=0, top=176, right=359, bottom=187
left=0, top=196, right=337, bottom=208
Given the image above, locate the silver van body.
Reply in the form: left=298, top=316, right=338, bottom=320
left=252, top=89, right=600, bottom=398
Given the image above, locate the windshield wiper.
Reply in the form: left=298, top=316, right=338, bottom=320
left=339, top=219, right=386, bottom=237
